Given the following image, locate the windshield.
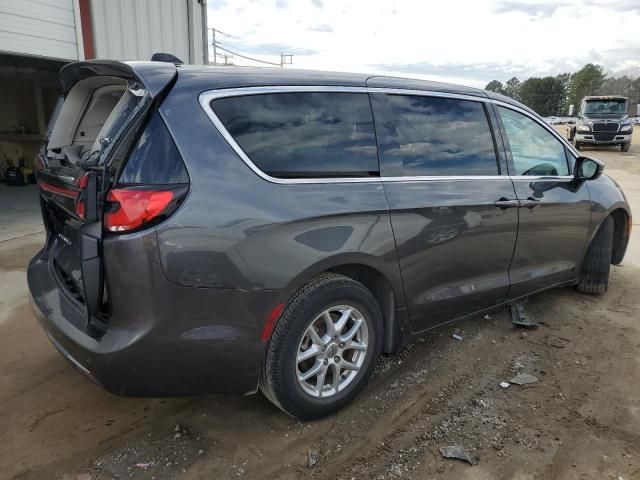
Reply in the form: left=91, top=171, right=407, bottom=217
left=582, top=99, right=627, bottom=116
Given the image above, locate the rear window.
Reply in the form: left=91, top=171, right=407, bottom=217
left=211, top=92, right=379, bottom=178
left=118, top=112, right=189, bottom=184
left=379, top=95, right=498, bottom=176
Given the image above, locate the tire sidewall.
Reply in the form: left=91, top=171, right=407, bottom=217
left=276, top=281, right=382, bottom=417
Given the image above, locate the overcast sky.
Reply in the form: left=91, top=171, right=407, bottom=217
left=206, top=0, right=640, bottom=88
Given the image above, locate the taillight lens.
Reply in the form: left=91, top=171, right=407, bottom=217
left=104, top=186, right=186, bottom=233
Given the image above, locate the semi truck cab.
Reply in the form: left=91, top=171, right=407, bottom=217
left=572, top=96, right=633, bottom=152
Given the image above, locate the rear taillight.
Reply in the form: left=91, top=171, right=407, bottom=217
left=104, top=186, right=186, bottom=233
left=74, top=173, right=90, bottom=220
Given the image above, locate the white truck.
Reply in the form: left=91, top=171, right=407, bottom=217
left=571, top=96, right=633, bottom=152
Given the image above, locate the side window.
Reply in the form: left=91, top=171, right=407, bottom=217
left=211, top=92, right=378, bottom=178
left=379, top=95, right=498, bottom=176
left=498, top=106, right=569, bottom=176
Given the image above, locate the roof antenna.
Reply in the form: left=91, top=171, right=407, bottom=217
left=150, top=53, right=184, bottom=65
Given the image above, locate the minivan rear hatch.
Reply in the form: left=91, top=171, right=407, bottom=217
left=36, top=60, right=176, bottom=335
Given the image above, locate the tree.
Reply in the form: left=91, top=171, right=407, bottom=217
left=485, top=80, right=506, bottom=95
left=567, top=64, right=606, bottom=111
left=504, top=77, right=521, bottom=100
left=518, top=76, right=568, bottom=116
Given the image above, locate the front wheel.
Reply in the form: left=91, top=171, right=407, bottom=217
left=575, top=141, right=582, bottom=150
left=260, top=273, right=383, bottom=419
left=577, top=216, right=614, bottom=295
left=621, top=143, right=630, bottom=152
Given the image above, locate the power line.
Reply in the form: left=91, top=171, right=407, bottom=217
left=207, top=27, right=293, bottom=68
left=214, top=43, right=282, bottom=67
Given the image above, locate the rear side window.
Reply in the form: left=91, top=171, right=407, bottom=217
left=211, top=92, right=379, bottom=178
left=118, top=112, right=189, bottom=184
left=379, top=95, right=498, bottom=176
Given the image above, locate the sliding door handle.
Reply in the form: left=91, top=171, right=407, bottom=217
left=494, top=198, right=520, bottom=209
left=520, top=197, right=541, bottom=209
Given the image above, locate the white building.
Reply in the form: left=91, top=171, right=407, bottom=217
left=0, top=0, right=207, bottom=176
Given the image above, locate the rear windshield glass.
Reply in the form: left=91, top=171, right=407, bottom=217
left=211, top=92, right=379, bottom=178
left=379, top=95, right=498, bottom=176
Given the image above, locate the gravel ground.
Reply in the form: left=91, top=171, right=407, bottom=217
left=1, top=129, right=639, bottom=480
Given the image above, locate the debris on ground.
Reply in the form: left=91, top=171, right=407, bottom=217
left=452, top=329, right=464, bottom=341
left=510, top=302, right=538, bottom=328
left=307, top=449, right=319, bottom=468
left=546, top=335, right=570, bottom=348
left=499, top=381, right=510, bottom=388
left=510, top=373, right=539, bottom=385
left=484, top=314, right=492, bottom=320
left=439, top=445, right=479, bottom=465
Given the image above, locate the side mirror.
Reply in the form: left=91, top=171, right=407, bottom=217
left=574, top=156, right=604, bottom=181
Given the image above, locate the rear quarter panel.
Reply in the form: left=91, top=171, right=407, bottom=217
left=153, top=78, right=405, bottom=307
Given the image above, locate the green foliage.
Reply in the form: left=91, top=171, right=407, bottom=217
left=485, top=80, right=506, bottom=95
left=518, top=75, right=570, bottom=116
left=484, top=63, right=640, bottom=116
left=567, top=64, right=606, bottom=110
left=505, top=77, right=521, bottom=100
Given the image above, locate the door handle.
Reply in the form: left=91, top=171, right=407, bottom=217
left=520, top=197, right=541, bottom=209
left=493, top=198, right=520, bottom=209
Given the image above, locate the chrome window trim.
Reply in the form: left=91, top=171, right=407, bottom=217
left=198, top=86, right=577, bottom=185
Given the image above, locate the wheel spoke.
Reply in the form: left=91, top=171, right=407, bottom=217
left=315, top=365, right=328, bottom=397
left=331, top=364, right=340, bottom=392
left=346, top=340, right=367, bottom=351
left=322, top=311, right=336, bottom=337
left=334, top=308, right=352, bottom=335
left=297, top=345, right=321, bottom=363
left=341, top=359, right=359, bottom=371
left=298, top=360, right=323, bottom=382
left=340, top=318, right=363, bottom=343
left=307, top=325, right=323, bottom=346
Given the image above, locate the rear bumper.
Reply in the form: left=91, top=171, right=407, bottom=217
left=575, top=133, right=631, bottom=145
left=27, top=231, right=286, bottom=396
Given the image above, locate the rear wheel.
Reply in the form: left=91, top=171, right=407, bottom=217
left=621, top=143, right=630, bottom=152
left=260, top=273, right=382, bottom=419
left=577, top=216, right=614, bottom=295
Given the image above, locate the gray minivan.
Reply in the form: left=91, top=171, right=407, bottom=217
left=28, top=60, right=631, bottom=419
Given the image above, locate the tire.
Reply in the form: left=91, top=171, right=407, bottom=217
left=621, top=143, right=630, bottom=152
left=577, top=216, right=614, bottom=295
left=575, top=142, right=582, bottom=150
left=260, top=273, right=383, bottom=419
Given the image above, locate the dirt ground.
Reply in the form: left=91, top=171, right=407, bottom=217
left=1, top=129, right=639, bottom=480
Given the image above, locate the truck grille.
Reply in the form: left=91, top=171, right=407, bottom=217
left=592, top=122, right=619, bottom=132
left=593, top=132, right=617, bottom=142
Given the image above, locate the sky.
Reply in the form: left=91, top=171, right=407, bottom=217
left=206, top=0, right=640, bottom=88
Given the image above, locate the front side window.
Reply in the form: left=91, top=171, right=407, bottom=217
left=379, top=95, right=498, bottom=176
left=211, top=92, right=378, bottom=178
left=498, top=106, right=569, bottom=176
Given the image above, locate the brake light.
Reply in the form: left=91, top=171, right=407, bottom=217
left=105, top=188, right=176, bottom=233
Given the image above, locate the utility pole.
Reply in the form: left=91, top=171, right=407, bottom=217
left=280, top=53, right=293, bottom=68
left=212, top=28, right=216, bottom=64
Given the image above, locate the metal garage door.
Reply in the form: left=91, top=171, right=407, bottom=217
left=90, top=0, right=193, bottom=63
left=0, top=0, right=79, bottom=60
